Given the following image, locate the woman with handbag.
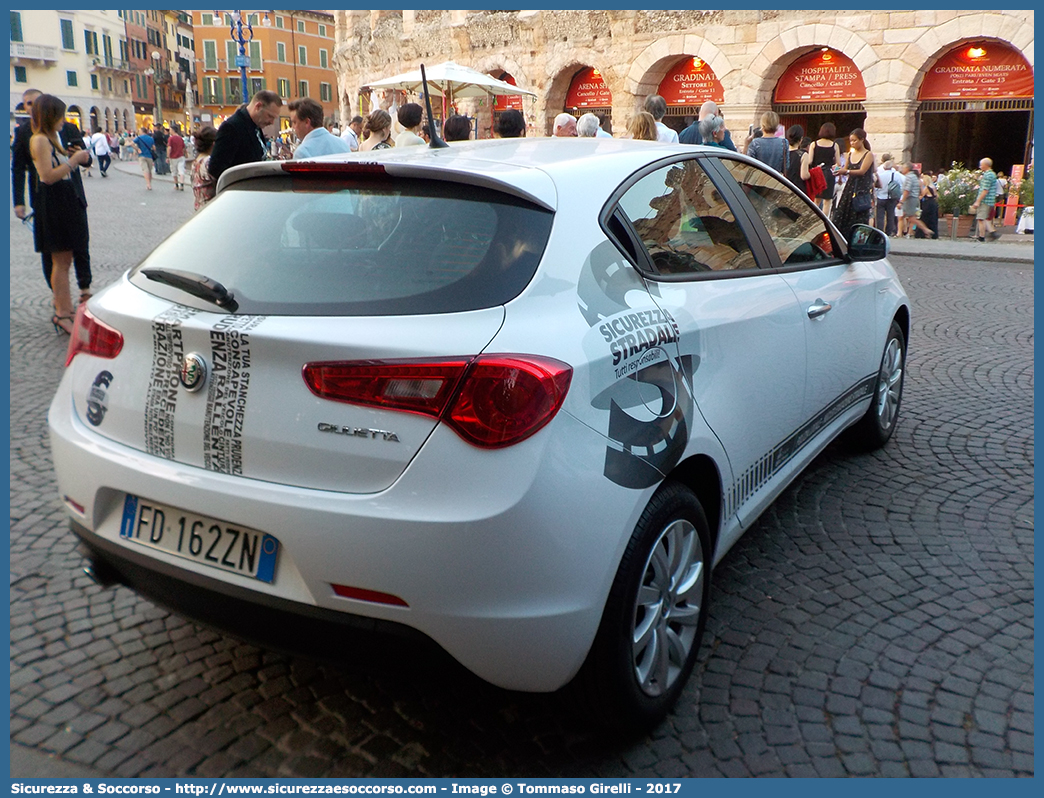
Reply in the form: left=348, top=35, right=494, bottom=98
left=191, top=126, right=218, bottom=212
left=29, top=94, right=91, bottom=335
left=831, top=128, right=876, bottom=237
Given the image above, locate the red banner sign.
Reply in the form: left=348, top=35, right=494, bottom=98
left=565, top=67, right=612, bottom=110
left=658, top=56, right=724, bottom=106
left=774, top=48, right=866, bottom=104
left=919, top=42, right=1033, bottom=100
left=492, top=72, right=523, bottom=112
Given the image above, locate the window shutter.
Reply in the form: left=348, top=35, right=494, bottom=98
left=60, top=19, right=75, bottom=50
left=203, top=40, right=217, bottom=71
left=226, top=40, right=237, bottom=69
left=249, top=40, right=261, bottom=70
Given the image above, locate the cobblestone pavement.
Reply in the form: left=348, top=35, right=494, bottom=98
left=10, top=168, right=1033, bottom=777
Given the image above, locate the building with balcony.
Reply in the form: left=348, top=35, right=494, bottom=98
left=120, top=9, right=170, bottom=131
left=192, top=10, right=337, bottom=132
left=10, top=9, right=135, bottom=134
left=170, top=12, right=197, bottom=131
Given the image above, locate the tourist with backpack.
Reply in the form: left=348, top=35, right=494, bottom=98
left=875, top=153, right=902, bottom=236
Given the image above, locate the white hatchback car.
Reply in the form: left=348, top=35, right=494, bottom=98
left=50, top=138, right=908, bottom=729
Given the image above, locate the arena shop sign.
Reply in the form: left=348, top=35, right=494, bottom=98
left=565, top=67, right=613, bottom=110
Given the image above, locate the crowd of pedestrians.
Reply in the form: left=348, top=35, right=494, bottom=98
left=13, top=82, right=1019, bottom=346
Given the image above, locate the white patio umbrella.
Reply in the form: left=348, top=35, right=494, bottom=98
left=365, top=61, right=536, bottom=136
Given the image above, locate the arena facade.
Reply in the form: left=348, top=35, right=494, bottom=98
left=333, top=9, right=1033, bottom=173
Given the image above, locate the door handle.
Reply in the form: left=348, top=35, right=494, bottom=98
left=807, top=300, right=832, bottom=318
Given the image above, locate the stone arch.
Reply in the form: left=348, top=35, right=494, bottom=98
left=544, top=48, right=623, bottom=110
left=67, top=105, right=84, bottom=131
left=104, top=107, right=112, bottom=132
left=740, top=24, right=881, bottom=109
left=544, top=54, right=619, bottom=134
left=89, top=106, right=100, bottom=133
left=625, top=33, right=736, bottom=108
left=470, top=55, right=532, bottom=95
left=469, top=56, right=535, bottom=138
left=902, top=17, right=1033, bottom=103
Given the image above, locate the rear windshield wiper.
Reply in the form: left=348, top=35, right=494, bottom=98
left=141, top=268, right=239, bottom=313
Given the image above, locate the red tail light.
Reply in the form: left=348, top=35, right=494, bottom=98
left=65, top=305, right=124, bottom=367
left=303, top=355, right=572, bottom=449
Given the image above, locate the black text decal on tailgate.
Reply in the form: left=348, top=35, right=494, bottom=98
left=145, top=306, right=198, bottom=458
left=203, top=315, right=265, bottom=476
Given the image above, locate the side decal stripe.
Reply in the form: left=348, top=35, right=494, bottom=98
left=727, top=375, right=877, bottom=516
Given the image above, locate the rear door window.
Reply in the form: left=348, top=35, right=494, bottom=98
left=130, top=176, right=554, bottom=316
left=613, top=158, right=760, bottom=276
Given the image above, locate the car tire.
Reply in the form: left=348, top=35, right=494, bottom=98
left=574, top=481, right=711, bottom=732
left=847, top=319, right=906, bottom=451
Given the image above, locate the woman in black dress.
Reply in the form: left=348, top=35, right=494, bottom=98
left=784, top=125, right=812, bottom=195
left=831, top=128, right=876, bottom=237
left=916, top=172, right=940, bottom=239
left=808, top=122, right=844, bottom=216
left=29, top=94, right=91, bottom=334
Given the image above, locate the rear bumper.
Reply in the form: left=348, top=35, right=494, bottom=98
left=49, top=384, right=652, bottom=692
left=72, top=519, right=455, bottom=666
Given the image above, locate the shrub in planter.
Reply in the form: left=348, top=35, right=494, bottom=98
left=936, top=162, right=981, bottom=217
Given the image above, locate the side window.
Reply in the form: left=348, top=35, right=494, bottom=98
left=718, top=159, right=837, bottom=266
left=616, top=159, right=757, bottom=275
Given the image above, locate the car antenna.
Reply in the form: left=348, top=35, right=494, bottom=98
left=421, top=64, right=449, bottom=149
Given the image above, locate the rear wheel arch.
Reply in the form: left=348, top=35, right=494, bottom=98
left=666, top=454, right=722, bottom=560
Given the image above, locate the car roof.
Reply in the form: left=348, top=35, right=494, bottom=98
left=218, top=138, right=726, bottom=211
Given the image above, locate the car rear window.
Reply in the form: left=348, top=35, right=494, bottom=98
left=129, top=176, right=554, bottom=316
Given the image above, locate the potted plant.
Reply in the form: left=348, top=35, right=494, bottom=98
left=936, top=162, right=980, bottom=238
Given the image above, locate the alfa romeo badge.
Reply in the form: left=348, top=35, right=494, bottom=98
left=179, top=353, right=208, bottom=392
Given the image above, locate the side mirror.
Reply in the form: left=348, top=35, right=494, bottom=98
left=847, top=224, right=890, bottom=262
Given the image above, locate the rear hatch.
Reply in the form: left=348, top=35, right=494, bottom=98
left=68, top=167, right=555, bottom=493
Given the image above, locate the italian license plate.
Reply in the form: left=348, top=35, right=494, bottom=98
left=120, top=495, right=279, bottom=583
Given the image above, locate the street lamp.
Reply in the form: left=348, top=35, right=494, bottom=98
left=150, top=50, right=163, bottom=125
left=214, top=10, right=271, bottom=105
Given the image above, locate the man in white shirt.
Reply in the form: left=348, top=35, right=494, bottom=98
left=874, top=153, right=901, bottom=236
left=340, top=115, right=363, bottom=152
left=644, top=94, right=679, bottom=144
left=290, top=98, right=352, bottom=159
left=89, top=126, right=112, bottom=177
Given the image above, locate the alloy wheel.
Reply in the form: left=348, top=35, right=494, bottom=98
left=631, top=518, right=705, bottom=697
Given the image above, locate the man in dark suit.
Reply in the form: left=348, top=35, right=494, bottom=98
left=209, top=90, right=283, bottom=183
left=11, top=88, right=93, bottom=294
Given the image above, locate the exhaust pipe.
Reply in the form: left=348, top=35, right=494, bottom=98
left=83, top=557, right=120, bottom=588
